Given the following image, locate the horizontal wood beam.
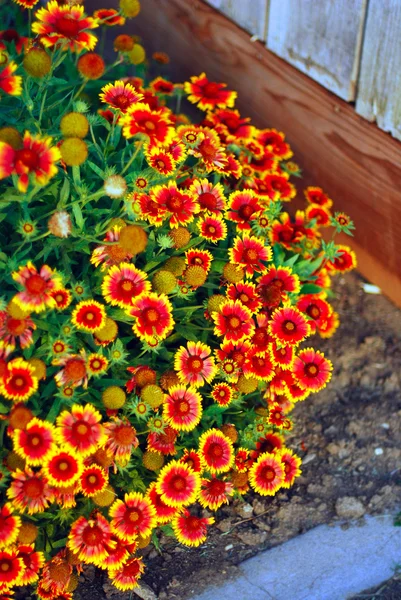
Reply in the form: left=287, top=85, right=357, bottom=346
left=97, top=0, right=401, bottom=307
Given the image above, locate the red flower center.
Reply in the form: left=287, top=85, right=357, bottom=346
left=170, top=474, right=186, bottom=491
left=64, top=359, right=86, bottom=382
left=72, top=420, right=90, bottom=439
left=0, top=559, right=11, bottom=572
left=114, top=424, right=136, bottom=445
left=143, top=308, right=159, bottom=324
left=225, top=116, right=240, bottom=131
left=253, top=328, right=268, bottom=346
left=55, top=16, right=81, bottom=38
left=186, top=515, right=202, bottom=531
left=156, top=159, right=167, bottom=169
left=283, top=320, right=296, bottom=332
left=198, top=192, right=217, bottom=210
left=238, top=204, right=255, bottom=220
left=25, top=274, right=47, bottom=295
left=307, top=305, right=320, bottom=319
left=15, top=148, right=39, bottom=171
left=87, top=474, right=98, bottom=485
left=243, top=248, right=258, bottom=263
left=6, top=318, right=27, bottom=336
left=82, top=525, right=103, bottom=546
left=206, top=225, right=216, bottom=234
left=23, top=477, right=44, bottom=499
left=208, top=443, right=223, bottom=458
left=202, top=82, right=220, bottom=98
left=11, top=375, right=27, bottom=389
left=177, top=400, right=190, bottom=415
left=113, top=93, right=131, bottom=109
left=90, top=359, right=102, bottom=370
left=127, top=508, right=141, bottom=523
left=231, top=350, right=245, bottom=366
left=228, top=316, right=241, bottom=330
left=284, top=463, right=291, bottom=474
left=28, top=433, right=42, bottom=448
left=261, top=466, right=275, bottom=481
left=187, top=356, right=203, bottom=373
left=122, top=558, right=141, bottom=577
left=166, top=194, right=183, bottom=211
left=305, top=363, right=318, bottom=377
left=208, top=479, right=226, bottom=495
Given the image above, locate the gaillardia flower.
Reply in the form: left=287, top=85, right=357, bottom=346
left=184, top=73, right=237, bottom=111
left=0, top=358, right=38, bottom=402
left=109, top=492, right=157, bottom=542
left=174, top=341, right=217, bottom=388
left=13, top=418, right=55, bottom=466
left=292, top=348, right=333, bottom=392
left=129, top=292, right=174, bottom=343
left=163, top=385, right=203, bottom=431
left=172, top=510, right=214, bottom=547
left=12, top=262, right=61, bottom=312
left=56, top=404, right=106, bottom=457
left=198, top=429, right=234, bottom=474
left=102, top=263, right=150, bottom=308
left=249, top=452, right=285, bottom=496
left=156, top=460, right=200, bottom=507
left=67, top=513, right=112, bottom=563
left=71, top=300, right=107, bottom=332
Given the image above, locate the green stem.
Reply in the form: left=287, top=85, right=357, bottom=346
left=121, top=140, right=143, bottom=175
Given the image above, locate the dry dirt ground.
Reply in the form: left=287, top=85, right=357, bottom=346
left=22, top=270, right=401, bottom=600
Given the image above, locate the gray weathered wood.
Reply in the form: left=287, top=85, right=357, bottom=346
left=205, top=0, right=269, bottom=39
left=266, top=0, right=368, bottom=101
left=356, top=0, right=401, bottom=141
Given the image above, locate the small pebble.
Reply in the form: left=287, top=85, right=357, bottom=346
left=375, top=448, right=383, bottom=455
left=225, top=543, right=234, bottom=551
left=381, top=423, right=390, bottom=429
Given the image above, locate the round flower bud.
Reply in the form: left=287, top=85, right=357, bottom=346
left=184, top=265, right=207, bottom=287
left=136, top=533, right=152, bottom=548
left=140, top=384, right=164, bottom=408
left=142, top=451, right=164, bottom=471
left=27, top=358, right=46, bottom=380
left=223, top=263, right=245, bottom=283
left=66, top=574, right=79, bottom=593
left=207, top=294, right=226, bottom=314
left=7, top=298, right=30, bottom=319
left=152, top=270, right=177, bottom=294
left=220, top=423, right=238, bottom=443
left=0, top=127, right=22, bottom=149
left=8, top=405, right=34, bottom=430
left=93, top=485, right=116, bottom=507
left=127, top=44, right=146, bottom=65
left=237, top=374, right=259, bottom=394
left=118, top=224, right=148, bottom=255
left=114, top=34, right=135, bottom=52
left=255, top=407, right=269, bottom=417
left=104, top=175, right=127, bottom=198
left=77, top=52, right=105, bottom=80
left=102, top=386, right=126, bottom=409
left=95, top=318, right=118, bottom=344
left=60, top=138, right=88, bottom=166
left=159, top=369, right=180, bottom=391
left=66, top=549, right=81, bottom=566
left=92, top=448, right=114, bottom=469
left=48, top=211, right=72, bottom=238
left=17, top=522, right=38, bottom=544
left=48, top=562, right=71, bottom=587
left=6, top=451, right=26, bottom=472
left=169, top=227, right=190, bottom=249
left=60, top=112, right=89, bottom=139
left=23, top=48, right=51, bottom=78
left=164, top=256, right=185, bottom=277
left=119, top=0, right=141, bottom=18
left=134, top=366, right=156, bottom=389
left=230, top=471, right=249, bottom=489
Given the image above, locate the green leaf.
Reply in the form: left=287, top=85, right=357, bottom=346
left=72, top=203, right=84, bottom=230
left=299, top=283, right=325, bottom=295
left=59, top=177, right=70, bottom=206
left=87, top=160, right=105, bottom=179
left=175, top=325, right=199, bottom=342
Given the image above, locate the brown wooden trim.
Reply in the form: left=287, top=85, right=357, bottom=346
left=96, top=0, right=401, bottom=307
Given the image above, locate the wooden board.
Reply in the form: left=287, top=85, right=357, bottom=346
left=90, top=0, right=401, bottom=307
left=267, top=0, right=368, bottom=101
left=205, top=0, right=269, bottom=39
left=356, top=0, right=401, bottom=141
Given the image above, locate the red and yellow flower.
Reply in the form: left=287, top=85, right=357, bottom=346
left=163, top=385, right=203, bottom=431
left=227, top=281, right=262, bottom=313
left=328, top=245, right=357, bottom=273
left=243, top=349, right=274, bottom=381
left=129, top=293, right=174, bottom=343
left=257, top=128, right=293, bottom=159
left=198, top=429, right=234, bottom=474
left=146, top=147, right=177, bottom=175
left=212, top=300, right=254, bottom=343
left=197, top=214, right=227, bottom=242
left=0, top=311, right=36, bottom=349
left=91, top=226, right=134, bottom=270
left=121, top=103, right=174, bottom=146
left=94, top=8, right=125, bottom=26
left=109, top=492, right=157, bottom=542
left=0, top=504, right=21, bottom=549
left=226, top=190, right=264, bottom=231
left=0, top=548, right=24, bottom=590
left=0, top=61, right=22, bottom=96
left=0, top=358, right=38, bottom=402
left=184, top=73, right=237, bottom=111
left=269, top=340, right=295, bottom=369
left=174, top=341, right=217, bottom=388
left=257, top=266, right=300, bottom=307
left=269, top=306, right=309, bottom=346
left=234, top=448, right=250, bottom=473
left=108, top=556, right=144, bottom=591
left=56, top=404, right=105, bottom=457
left=12, top=262, right=61, bottom=312
left=210, top=382, right=234, bottom=407
left=53, top=352, right=88, bottom=388
left=16, top=544, right=45, bottom=586
left=32, top=1, right=99, bottom=53
left=7, top=468, right=54, bottom=514
left=292, top=348, right=333, bottom=392
left=80, top=465, right=108, bottom=497
left=71, top=300, right=107, bottom=333
left=13, top=418, right=56, bottom=466
left=87, top=353, right=109, bottom=376
left=99, top=80, right=143, bottom=113
left=172, top=510, right=214, bottom=547
left=43, top=450, right=83, bottom=489
left=189, top=179, right=226, bottom=214
left=229, top=234, right=272, bottom=276
left=67, top=513, right=112, bottom=563
left=102, top=263, right=150, bottom=308
left=156, top=460, right=200, bottom=507
left=50, top=288, right=72, bottom=311
left=147, top=425, right=177, bottom=456
left=150, top=182, right=198, bottom=228
left=146, top=482, right=178, bottom=524
left=199, top=477, right=234, bottom=510
left=104, top=418, right=138, bottom=466
left=304, top=186, right=333, bottom=208
left=278, top=449, right=302, bottom=488
left=249, top=452, right=285, bottom=496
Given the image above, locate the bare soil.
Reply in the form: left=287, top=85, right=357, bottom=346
left=23, top=271, right=401, bottom=600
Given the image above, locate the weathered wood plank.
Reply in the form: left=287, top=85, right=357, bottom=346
left=89, top=0, right=401, bottom=307
left=267, top=0, right=368, bottom=101
left=205, top=0, right=268, bottom=39
left=356, top=0, right=401, bottom=140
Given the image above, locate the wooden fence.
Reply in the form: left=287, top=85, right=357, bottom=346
left=207, top=0, right=401, bottom=141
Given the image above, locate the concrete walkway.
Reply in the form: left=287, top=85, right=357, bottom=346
left=190, top=515, right=401, bottom=600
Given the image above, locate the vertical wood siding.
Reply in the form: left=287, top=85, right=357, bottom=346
left=355, top=0, right=401, bottom=141
left=266, top=0, right=368, bottom=101
left=205, top=0, right=269, bottom=39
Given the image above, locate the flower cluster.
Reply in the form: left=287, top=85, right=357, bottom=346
left=0, top=0, right=356, bottom=597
